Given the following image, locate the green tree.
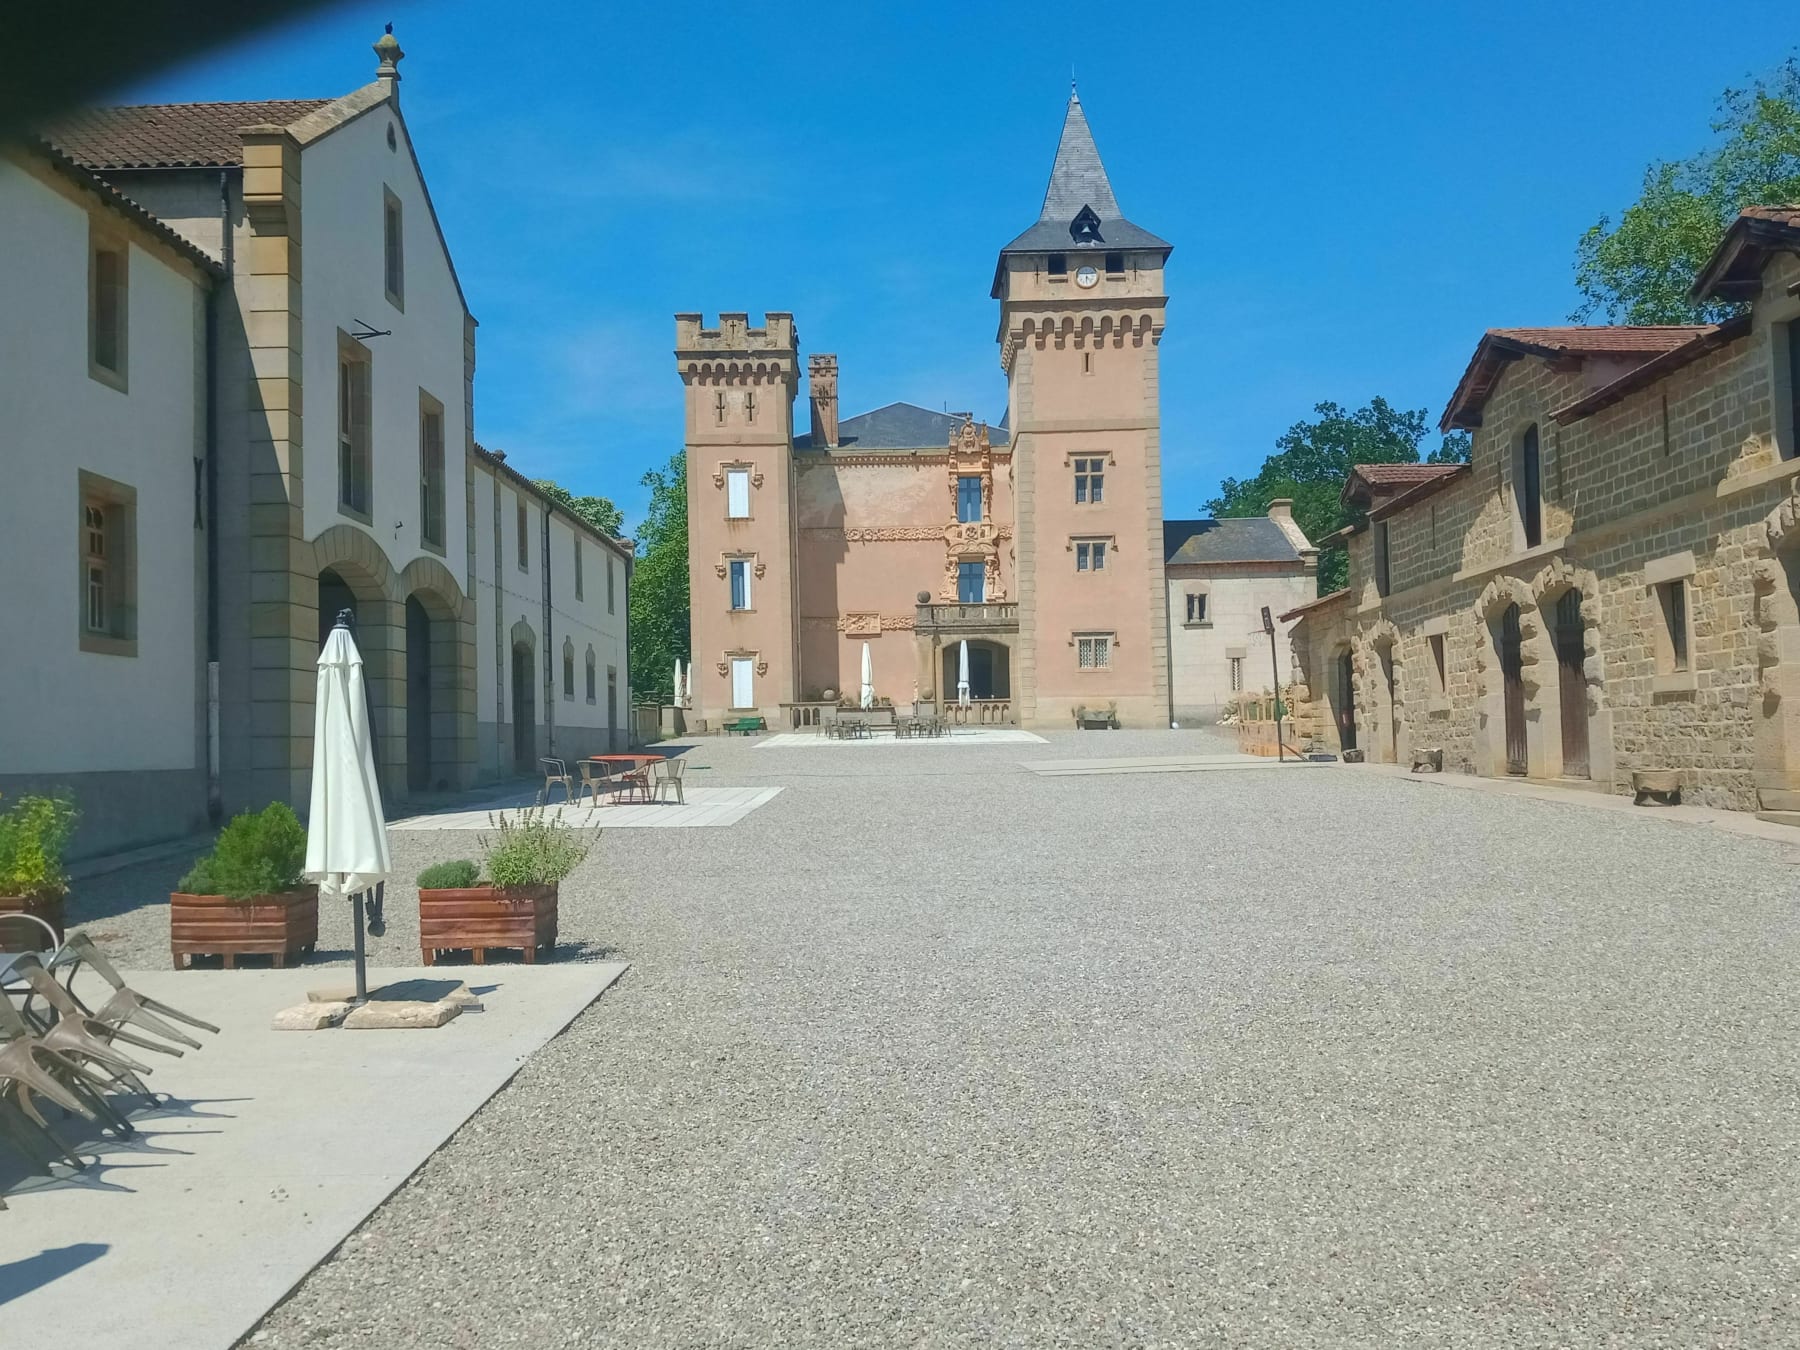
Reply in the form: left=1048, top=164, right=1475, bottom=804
left=1574, top=58, right=1800, bottom=324
left=532, top=478, right=624, bottom=538
left=627, top=452, right=688, bottom=702
left=1204, top=398, right=1469, bottom=595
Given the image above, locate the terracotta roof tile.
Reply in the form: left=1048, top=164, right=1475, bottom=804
left=1278, top=588, right=1350, bottom=624
left=43, top=100, right=332, bottom=169
left=1552, top=316, right=1752, bottom=424
left=1370, top=464, right=1470, bottom=521
left=1353, top=463, right=1464, bottom=487
left=1738, top=205, right=1800, bottom=227
left=1691, top=205, right=1800, bottom=301
left=1440, top=325, right=1715, bottom=432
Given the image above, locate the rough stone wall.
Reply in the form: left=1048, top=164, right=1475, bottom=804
left=1294, top=277, right=1800, bottom=809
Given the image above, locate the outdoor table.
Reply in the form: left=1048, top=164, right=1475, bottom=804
left=584, top=754, right=666, bottom=805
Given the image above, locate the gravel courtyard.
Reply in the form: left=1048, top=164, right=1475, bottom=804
left=100, top=731, right=1800, bottom=1346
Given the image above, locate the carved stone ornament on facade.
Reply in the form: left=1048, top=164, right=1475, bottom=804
left=756, top=659, right=768, bottom=676
left=711, top=464, right=765, bottom=489
left=834, top=613, right=916, bottom=634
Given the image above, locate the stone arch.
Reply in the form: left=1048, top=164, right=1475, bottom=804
left=1530, top=556, right=1613, bottom=785
left=309, top=526, right=406, bottom=799
left=1471, top=574, right=1555, bottom=778
left=1362, top=618, right=1407, bottom=765
left=508, top=617, right=539, bottom=774
left=1751, top=486, right=1800, bottom=812
left=395, top=554, right=476, bottom=794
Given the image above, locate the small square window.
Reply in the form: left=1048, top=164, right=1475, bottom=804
left=1047, top=253, right=1067, bottom=277
left=1104, top=251, right=1124, bottom=275
left=1076, top=634, right=1112, bottom=670
left=1186, top=593, right=1207, bottom=624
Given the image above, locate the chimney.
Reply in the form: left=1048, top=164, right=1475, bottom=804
left=809, top=353, right=839, bottom=448
left=1267, top=498, right=1293, bottom=523
left=374, top=24, right=404, bottom=98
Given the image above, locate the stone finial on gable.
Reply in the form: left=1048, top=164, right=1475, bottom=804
left=374, top=23, right=405, bottom=93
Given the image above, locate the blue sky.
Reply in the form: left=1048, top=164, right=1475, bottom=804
left=121, top=1, right=1795, bottom=533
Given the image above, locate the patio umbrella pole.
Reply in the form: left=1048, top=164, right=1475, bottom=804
left=351, top=890, right=368, bottom=1004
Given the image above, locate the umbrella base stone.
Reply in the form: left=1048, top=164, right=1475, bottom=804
left=343, top=999, right=462, bottom=1030
left=272, top=1001, right=352, bottom=1031
left=306, top=979, right=484, bottom=1012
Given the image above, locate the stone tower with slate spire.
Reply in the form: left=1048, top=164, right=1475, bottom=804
left=994, top=91, right=1172, bottom=728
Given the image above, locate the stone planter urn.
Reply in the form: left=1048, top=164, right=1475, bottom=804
left=419, top=884, right=558, bottom=965
left=1632, top=769, right=1682, bottom=806
left=0, top=890, right=65, bottom=948
left=170, top=887, right=318, bottom=969
left=1342, top=748, right=1366, bottom=764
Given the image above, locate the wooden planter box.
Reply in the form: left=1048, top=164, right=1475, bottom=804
left=171, top=887, right=318, bottom=969
left=0, top=890, right=66, bottom=947
left=419, top=884, right=558, bottom=965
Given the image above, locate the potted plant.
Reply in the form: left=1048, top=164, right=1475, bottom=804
left=0, top=793, right=79, bottom=947
left=170, top=802, right=316, bottom=969
left=418, top=808, right=592, bottom=966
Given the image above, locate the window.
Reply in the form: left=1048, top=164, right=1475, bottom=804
left=957, top=475, right=982, bottom=523
left=1659, top=578, right=1689, bottom=672
left=1076, top=634, right=1113, bottom=670
left=1104, top=251, right=1124, bottom=275
left=1082, top=351, right=1093, bottom=376
left=516, top=497, right=530, bottom=571
left=1429, top=633, right=1448, bottom=694
left=729, top=557, right=752, bottom=610
left=562, top=640, right=575, bottom=701
left=419, top=394, right=445, bottom=551
left=1075, top=540, right=1107, bottom=571
left=89, top=227, right=127, bottom=387
left=730, top=656, right=755, bottom=709
left=585, top=648, right=597, bottom=703
left=726, top=468, right=751, bottom=519
left=1074, top=457, right=1104, bottom=504
left=1047, top=253, right=1067, bottom=277
left=78, top=472, right=136, bottom=656
left=608, top=666, right=619, bottom=734
left=1518, top=424, right=1543, bottom=549
left=957, top=561, right=985, bottom=604
left=1186, top=593, right=1208, bottom=625
left=383, top=187, right=404, bottom=308
left=606, top=553, right=615, bottom=614
left=1374, top=521, right=1391, bottom=597
left=1229, top=656, right=1243, bottom=692
left=574, top=535, right=584, bottom=600
left=337, top=340, right=372, bottom=519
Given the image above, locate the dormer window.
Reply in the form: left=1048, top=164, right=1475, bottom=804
left=1047, top=253, right=1067, bottom=277
left=1070, top=204, right=1103, bottom=244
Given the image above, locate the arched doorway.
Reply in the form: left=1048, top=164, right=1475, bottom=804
left=318, top=566, right=383, bottom=782
left=406, top=596, right=433, bottom=792
left=1552, top=588, right=1589, bottom=778
left=1333, top=647, right=1357, bottom=753
left=318, top=569, right=358, bottom=648
left=1376, top=641, right=1399, bottom=763
left=1498, top=604, right=1527, bottom=775
left=511, top=639, right=535, bottom=774
left=940, top=640, right=1011, bottom=700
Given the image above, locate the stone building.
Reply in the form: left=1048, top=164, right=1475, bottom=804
left=1, top=30, right=632, bottom=855
left=680, top=92, right=1312, bottom=730
left=1284, top=206, right=1800, bottom=818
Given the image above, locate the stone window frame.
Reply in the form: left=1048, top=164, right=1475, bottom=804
left=722, top=648, right=765, bottom=710
left=1646, top=550, right=1697, bottom=693
left=1421, top=615, right=1451, bottom=712
left=1772, top=298, right=1800, bottom=462
left=382, top=185, right=405, bottom=311
left=1511, top=422, right=1545, bottom=552
left=1069, top=453, right=1112, bottom=505
left=585, top=645, right=597, bottom=704
left=1072, top=631, right=1114, bottom=671
left=88, top=216, right=129, bottom=392
left=717, top=462, right=760, bottom=520
left=1184, top=587, right=1211, bottom=627
left=418, top=388, right=446, bottom=555
left=562, top=637, right=576, bottom=702
left=78, top=469, right=138, bottom=658
left=1373, top=520, right=1392, bottom=597
left=716, top=551, right=764, bottom=612
left=336, top=330, right=374, bottom=524
left=1070, top=534, right=1115, bottom=573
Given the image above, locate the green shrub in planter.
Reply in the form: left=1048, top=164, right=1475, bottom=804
left=480, top=808, right=592, bottom=888
left=0, top=793, right=79, bottom=899
left=180, top=802, right=307, bottom=900
left=417, top=859, right=478, bottom=889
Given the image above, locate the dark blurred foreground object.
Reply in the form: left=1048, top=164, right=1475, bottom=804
left=0, top=0, right=335, bottom=133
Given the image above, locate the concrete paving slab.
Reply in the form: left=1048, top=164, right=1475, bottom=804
left=390, top=785, right=781, bottom=830
left=755, top=728, right=1046, bottom=747
left=1022, top=752, right=1336, bottom=776
left=0, top=961, right=628, bottom=1350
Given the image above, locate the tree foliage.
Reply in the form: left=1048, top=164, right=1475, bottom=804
left=627, top=452, right=689, bottom=702
left=532, top=478, right=625, bottom=538
left=1204, top=398, right=1469, bottom=595
left=1574, top=58, right=1800, bottom=324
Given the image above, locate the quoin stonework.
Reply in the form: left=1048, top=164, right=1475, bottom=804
left=1285, top=206, right=1800, bottom=818
left=680, top=93, right=1313, bottom=730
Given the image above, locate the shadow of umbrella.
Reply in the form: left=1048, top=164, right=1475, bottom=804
left=0, top=1243, right=108, bottom=1306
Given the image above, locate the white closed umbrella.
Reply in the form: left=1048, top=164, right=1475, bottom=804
left=305, top=611, right=391, bottom=1002
left=957, top=640, right=972, bottom=709
left=860, top=642, right=874, bottom=710
left=684, top=661, right=694, bottom=707
left=673, top=657, right=683, bottom=707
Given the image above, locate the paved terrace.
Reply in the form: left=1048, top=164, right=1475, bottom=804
left=54, top=731, right=1800, bottom=1344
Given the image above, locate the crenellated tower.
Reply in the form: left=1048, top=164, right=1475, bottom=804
left=994, top=91, right=1171, bottom=727
left=676, top=312, right=800, bottom=725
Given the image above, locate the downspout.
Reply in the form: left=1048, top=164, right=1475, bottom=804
left=204, top=169, right=230, bottom=822
left=491, top=466, right=503, bottom=766
left=622, top=542, right=633, bottom=749
left=542, top=500, right=554, bottom=757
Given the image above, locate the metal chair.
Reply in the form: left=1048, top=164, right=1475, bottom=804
left=576, top=759, right=614, bottom=808
left=652, top=757, right=686, bottom=804
left=538, top=758, right=576, bottom=806
left=49, top=933, right=220, bottom=1051
left=617, top=760, right=653, bottom=805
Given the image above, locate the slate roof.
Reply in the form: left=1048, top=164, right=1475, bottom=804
left=794, top=403, right=1010, bottom=452
left=1163, top=518, right=1303, bottom=567
left=1440, top=326, right=1713, bottom=431
left=43, top=100, right=333, bottom=169
left=993, top=92, right=1170, bottom=290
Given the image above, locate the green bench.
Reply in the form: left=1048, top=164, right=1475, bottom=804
left=723, top=716, right=766, bottom=736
